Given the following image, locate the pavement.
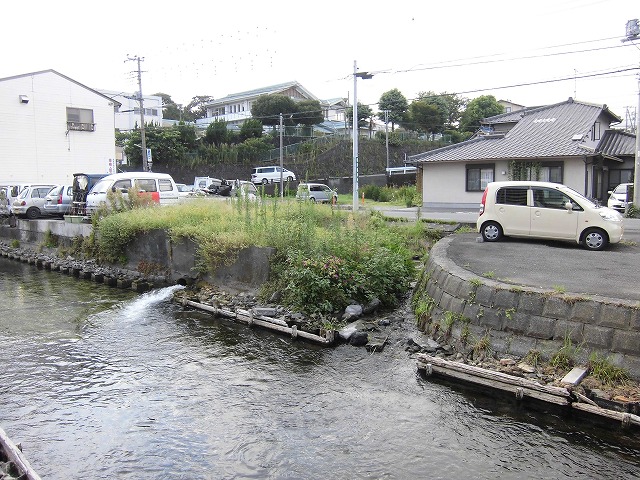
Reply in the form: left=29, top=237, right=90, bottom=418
left=375, top=206, right=640, bottom=303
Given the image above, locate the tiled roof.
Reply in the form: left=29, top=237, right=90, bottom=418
left=409, top=99, right=624, bottom=164
left=597, top=129, right=636, bottom=157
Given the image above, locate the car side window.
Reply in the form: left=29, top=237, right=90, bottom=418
left=113, top=179, right=132, bottom=190
left=495, top=187, right=528, bottom=206
left=532, top=188, right=579, bottom=210
left=158, top=179, right=173, bottom=192
left=137, top=179, right=158, bottom=192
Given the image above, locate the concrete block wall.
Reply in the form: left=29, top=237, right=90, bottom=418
left=421, top=237, right=640, bottom=378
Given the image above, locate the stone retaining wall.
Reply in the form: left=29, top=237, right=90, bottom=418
left=0, top=219, right=273, bottom=293
left=421, top=236, right=640, bottom=379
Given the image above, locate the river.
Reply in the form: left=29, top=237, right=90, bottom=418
left=1, top=256, right=639, bottom=479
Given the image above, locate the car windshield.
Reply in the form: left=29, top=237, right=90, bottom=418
left=613, top=184, right=628, bottom=194
left=560, top=185, right=599, bottom=208
left=91, top=179, right=112, bottom=194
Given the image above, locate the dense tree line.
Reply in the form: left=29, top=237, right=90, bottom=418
left=119, top=89, right=505, bottom=169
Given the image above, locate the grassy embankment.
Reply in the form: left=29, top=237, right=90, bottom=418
left=92, top=193, right=443, bottom=318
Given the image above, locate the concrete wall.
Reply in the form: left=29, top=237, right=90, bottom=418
left=0, top=219, right=273, bottom=292
left=421, top=236, right=640, bottom=378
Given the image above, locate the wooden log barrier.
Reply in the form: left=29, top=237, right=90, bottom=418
left=179, top=298, right=331, bottom=345
left=0, top=426, right=42, bottom=480
left=416, top=354, right=572, bottom=406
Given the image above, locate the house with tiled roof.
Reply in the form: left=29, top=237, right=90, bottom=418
left=195, top=81, right=347, bottom=130
left=408, top=98, right=636, bottom=209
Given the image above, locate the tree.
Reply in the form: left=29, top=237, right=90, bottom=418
left=416, top=91, right=466, bottom=130
left=378, top=89, right=408, bottom=132
left=346, top=102, right=373, bottom=129
left=294, top=99, right=324, bottom=126
left=154, top=92, right=181, bottom=120
left=251, top=94, right=298, bottom=127
left=204, top=119, right=230, bottom=147
left=239, top=118, right=264, bottom=142
left=185, top=96, right=214, bottom=121
left=459, top=95, right=504, bottom=133
left=405, top=100, right=446, bottom=135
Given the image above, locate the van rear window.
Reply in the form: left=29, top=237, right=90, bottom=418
left=496, top=187, right=528, bottom=206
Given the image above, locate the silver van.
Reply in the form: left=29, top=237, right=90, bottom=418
left=477, top=181, right=623, bottom=251
left=251, top=166, right=296, bottom=184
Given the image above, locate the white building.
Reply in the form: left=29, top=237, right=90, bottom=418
left=97, top=89, right=163, bottom=131
left=0, top=69, right=120, bottom=184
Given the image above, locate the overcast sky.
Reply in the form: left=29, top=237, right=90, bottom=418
left=3, top=0, right=639, bottom=125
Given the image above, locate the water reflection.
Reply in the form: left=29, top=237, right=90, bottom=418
left=0, top=258, right=639, bottom=479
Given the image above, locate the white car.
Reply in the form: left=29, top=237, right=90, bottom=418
left=607, top=183, right=633, bottom=213
left=12, top=184, right=57, bottom=219
left=477, top=181, right=623, bottom=251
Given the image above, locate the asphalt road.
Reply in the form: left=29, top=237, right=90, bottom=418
left=375, top=206, right=640, bottom=302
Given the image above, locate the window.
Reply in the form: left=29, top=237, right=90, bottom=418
left=509, top=161, right=563, bottom=183
left=466, top=164, right=494, bottom=191
left=591, top=121, right=601, bottom=141
left=135, top=179, right=158, bottom=192
left=608, top=169, right=633, bottom=190
left=532, top=188, right=580, bottom=210
left=113, top=179, right=132, bottom=190
left=159, top=179, right=173, bottom=192
left=66, top=107, right=95, bottom=131
left=496, top=187, right=528, bottom=206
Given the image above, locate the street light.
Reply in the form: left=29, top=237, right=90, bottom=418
left=622, top=19, right=640, bottom=208
left=352, top=60, right=373, bottom=212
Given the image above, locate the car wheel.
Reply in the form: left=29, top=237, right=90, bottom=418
left=26, top=207, right=40, bottom=219
left=262, top=178, right=269, bottom=185
left=582, top=228, right=608, bottom=251
left=481, top=221, right=502, bottom=242
left=286, top=176, right=294, bottom=182
left=309, top=197, right=316, bottom=203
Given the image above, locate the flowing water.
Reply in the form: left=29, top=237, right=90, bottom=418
left=1, top=257, right=639, bottom=479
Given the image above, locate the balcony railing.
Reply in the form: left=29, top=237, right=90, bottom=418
left=67, top=122, right=96, bottom=132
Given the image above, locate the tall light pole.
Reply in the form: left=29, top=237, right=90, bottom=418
left=623, top=19, right=640, bottom=207
left=352, top=61, right=373, bottom=212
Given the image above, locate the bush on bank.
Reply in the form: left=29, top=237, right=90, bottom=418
left=92, top=196, right=426, bottom=314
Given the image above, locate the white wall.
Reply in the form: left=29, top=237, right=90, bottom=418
left=0, top=72, right=117, bottom=184
left=98, top=89, right=163, bottom=131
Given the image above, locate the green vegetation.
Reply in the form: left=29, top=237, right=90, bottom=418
left=588, top=353, right=630, bottom=386
left=91, top=197, right=418, bottom=315
left=552, top=284, right=566, bottom=294
left=550, top=334, right=582, bottom=370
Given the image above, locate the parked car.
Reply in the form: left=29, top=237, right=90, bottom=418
left=85, top=172, right=180, bottom=216
left=12, top=184, right=57, bottom=219
left=176, top=183, right=195, bottom=197
left=607, top=183, right=633, bottom=212
left=251, top=166, right=296, bottom=184
left=477, top=181, right=623, bottom=251
left=44, top=184, right=74, bottom=217
left=296, top=183, right=338, bottom=203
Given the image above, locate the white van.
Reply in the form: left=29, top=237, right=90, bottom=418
left=85, top=172, right=180, bottom=215
left=251, top=166, right=296, bottom=184
left=477, top=181, right=623, bottom=251
left=0, top=182, right=33, bottom=214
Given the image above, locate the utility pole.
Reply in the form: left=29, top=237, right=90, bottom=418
left=126, top=55, right=148, bottom=172
left=279, top=113, right=284, bottom=197
left=384, top=109, right=390, bottom=171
